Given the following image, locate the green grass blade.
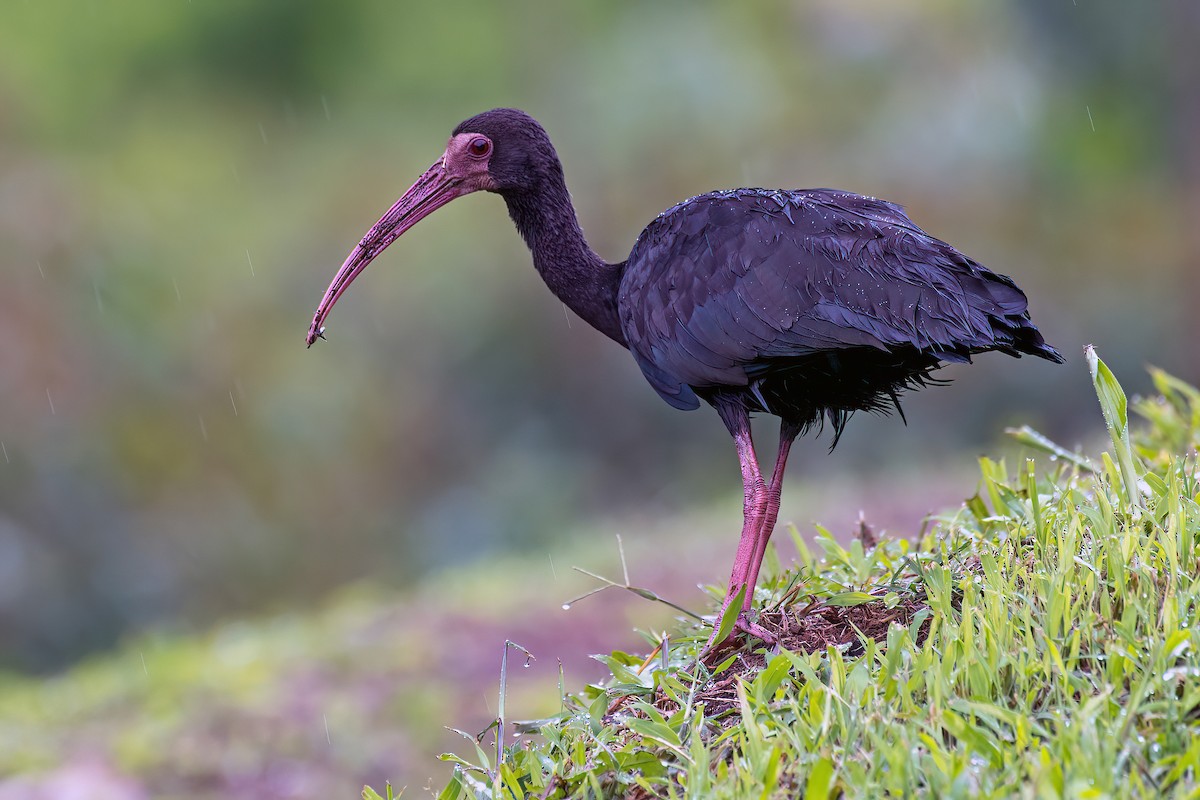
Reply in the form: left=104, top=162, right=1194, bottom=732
left=1087, top=345, right=1142, bottom=506
left=711, top=584, right=746, bottom=646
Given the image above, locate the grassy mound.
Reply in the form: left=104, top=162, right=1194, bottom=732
left=420, top=349, right=1200, bottom=799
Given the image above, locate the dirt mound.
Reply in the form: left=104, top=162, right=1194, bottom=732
left=662, top=595, right=930, bottom=723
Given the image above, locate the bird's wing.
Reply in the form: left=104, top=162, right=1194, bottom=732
left=618, top=188, right=1045, bottom=406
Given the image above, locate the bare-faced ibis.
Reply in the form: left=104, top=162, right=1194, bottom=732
left=306, top=108, right=1063, bottom=647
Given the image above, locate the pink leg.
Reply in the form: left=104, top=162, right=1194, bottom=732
left=727, top=423, right=767, bottom=607
left=705, top=415, right=801, bottom=652
left=742, top=421, right=802, bottom=602
left=704, top=413, right=767, bottom=650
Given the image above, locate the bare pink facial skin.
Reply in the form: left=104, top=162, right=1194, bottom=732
left=306, top=133, right=498, bottom=346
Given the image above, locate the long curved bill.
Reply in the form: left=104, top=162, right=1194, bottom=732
left=306, top=157, right=466, bottom=347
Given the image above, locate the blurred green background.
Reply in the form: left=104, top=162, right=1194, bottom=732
left=0, top=1, right=1195, bottom=788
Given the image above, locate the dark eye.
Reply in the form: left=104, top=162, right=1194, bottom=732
left=468, top=137, right=491, bottom=158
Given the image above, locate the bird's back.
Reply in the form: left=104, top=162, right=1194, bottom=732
left=618, top=188, right=1062, bottom=433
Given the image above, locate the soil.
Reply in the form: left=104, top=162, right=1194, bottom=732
left=617, top=594, right=931, bottom=800
left=688, top=594, right=931, bottom=717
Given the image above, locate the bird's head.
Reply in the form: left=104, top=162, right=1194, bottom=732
left=305, top=108, right=555, bottom=346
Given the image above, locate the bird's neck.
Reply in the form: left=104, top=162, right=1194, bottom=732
left=502, top=178, right=627, bottom=347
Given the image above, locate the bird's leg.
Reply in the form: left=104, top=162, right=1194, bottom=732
left=743, top=420, right=803, bottom=603
left=704, top=417, right=806, bottom=654
left=727, top=423, right=768, bottom=609
left=705, top=407, right=775, bottom=651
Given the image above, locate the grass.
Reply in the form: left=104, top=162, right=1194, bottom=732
left=0, top=546, right=680, bottom=798
left=417, top=348, right=1200, bottom=799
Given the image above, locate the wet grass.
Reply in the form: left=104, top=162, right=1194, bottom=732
left=423, top=349, right=1200, bottom=799
left=4, top=348, right=1196, bottom=798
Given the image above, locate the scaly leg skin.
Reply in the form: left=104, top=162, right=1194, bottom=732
left=704, top=492, right=768, bottom=652
left=703, top=415, right=801, bottom=655
left=742, top=421, right=802, bottom=605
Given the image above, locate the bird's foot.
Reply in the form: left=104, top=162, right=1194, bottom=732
left=734, top=613, right=777, bottom=646
left=701, top=610, right=777, bottom=659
